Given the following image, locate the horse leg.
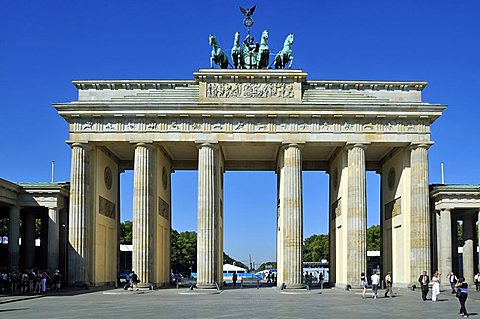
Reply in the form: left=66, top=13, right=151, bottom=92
left=288, top=56, right=293, bottom=69
left=211, top=57, right=214, bottom=69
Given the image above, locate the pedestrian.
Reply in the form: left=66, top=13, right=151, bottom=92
left=232, top=272, right=237, bottom=287
left=360, top=272, right=367, bottom=299
left=384, top=272, right=393, bottom=298
left=371, top=271, right=380, bottom=299
left=418, top=271, right=430, bottom=301
left=447, top=271, right=457, bottom=294
left=130, top=271, right=139, bottom=291
left=319, top=272, right=324, bottom=289
left=455, top=277, right=469, bottom=317
left=431, top=272, right=440, bottom=302
left=41, top=270, right=49, bottom=293
left=474, top=272, right=480, bottom=292
left=266, top=272, right=271, bottom=284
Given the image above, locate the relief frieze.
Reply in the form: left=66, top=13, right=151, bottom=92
left=74, top=117, right=429, bottom=134
left=206, top=83, right=295, bottom=99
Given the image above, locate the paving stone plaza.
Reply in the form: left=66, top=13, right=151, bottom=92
left=1, top=287, right=479, bottom=319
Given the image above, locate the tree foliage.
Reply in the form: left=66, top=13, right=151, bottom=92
left=256, top=262, right=277, bottom=272
left=120, top=220, right=132, bottom=244
left=367, top=225, right=380, bottom=251
left=303, top=234, right=329, bottom=262
left=171, top=229, right=197, bottom=275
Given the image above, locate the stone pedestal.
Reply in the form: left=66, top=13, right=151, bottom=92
left=346, top=143, right=367, bottom=287
left=196, top=143, right=221, bottom=289
left=132, top=143, right=155, bottom=285
left=68, top=143, right=90, bottom=284
left=409, top=143, right=431, bottom=281
left=8, top=206, right=20, bottom=270
left=463, top=214, right=474, bottom=283
left=278, top=143, right=304, bottom=289
left=437, top=209, right=452, bottom=286
left=48, top=208, right=60, bottom=271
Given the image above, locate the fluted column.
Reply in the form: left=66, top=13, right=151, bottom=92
left=346, top=143, right=367, bottom=287
left=409, top=143, right=431, bottom=281
left=478, top=211, right=480, bottom=273
left=437, top=209, right=452, bottom=286
left=24, top=212, right=36, bottom=269
left=462, top=214, right=474, bottom=283
left=8, top=206, right=20, bottom=270
left=197, top=143, right=219, bottom=289
left=68, top=143, right=90, bottom=284
left=48, top=208, right=60, bottom=271
left=132, top=143, right=155, bottom=285
left=280, top=143, right=303, bottom=289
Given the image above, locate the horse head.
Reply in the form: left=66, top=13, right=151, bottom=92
left=261, top=30, right=269, bottom=42
left=209, top=34, right=217, bottom=46
left=234, top=32, right=240, bottom=45
left=284, top=33, right=294, bottom=47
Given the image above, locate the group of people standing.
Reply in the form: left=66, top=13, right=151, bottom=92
left=360, top=271, right=392, bottom=299
left=0, top=268, right=61, bottom=295
left=419, top=270, right=470, bottom=318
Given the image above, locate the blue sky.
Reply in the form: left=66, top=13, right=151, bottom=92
left=1, top=1, right=479, bottom=266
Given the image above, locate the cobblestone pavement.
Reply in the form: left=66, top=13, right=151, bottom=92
left=1, top=287, right=479, bottom=319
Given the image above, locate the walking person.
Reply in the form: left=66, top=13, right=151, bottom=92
left=232, top=272, right=238, bottom=288
left=455, top=277, right=469, bottom=317
left=431, top=272, right=440, bottom=302
left=371, top=271, right=380, bottom=299
left=418, top=271, right=430, bottom=301
left=384, top=272, right=393, bottom=298
left=360, top=272, right=367, bottom=299
left=447, top=271, right=457, bottom=294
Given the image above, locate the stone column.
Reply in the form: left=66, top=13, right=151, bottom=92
left=409, top=143, right=431, bottom=281
left=346, top=143, right=367, bottom=287
left=280, top=143, right=304, bottom=289
left=437, top=209, right=452, bottom=285
left=8, top=206, right=20, bottom=270
left=47, top=208, right=60, bottom=271
left=24, top=212, right=36, bottom=269
left=68, top=143, right=90, bottom=284
left=197, top=143, right=220, bottom=289
left=478, top=211, right=480, bottom=273
left=463, top=214, right=474, bottom=283
left=132, top=143, right=155, bottom=285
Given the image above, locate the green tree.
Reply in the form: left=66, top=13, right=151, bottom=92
left=170, top=230, right=197, bottom=276
left=256, top=262, right=277, bottom=272
left=0, top=218, right=8, bottom=237
left=120, top=220, right=132, bottom=244
left=367, top=225, right=380, bottom=251
left=303, top=234, right=329, bottom=262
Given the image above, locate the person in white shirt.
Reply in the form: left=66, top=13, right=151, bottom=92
left=371, top=272, right=380, bottom=299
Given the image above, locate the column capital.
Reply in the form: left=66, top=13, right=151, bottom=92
left=345, top=142, right=370, bottom=150
left=196, top=142, right=219, bottom=150
left=133, top=142, right=154, bottom=148
left=281, top=142, right=304, bottom=150
left=409, top=141, right=434, bottom=150
left=70, top=142, right=91, bottom=150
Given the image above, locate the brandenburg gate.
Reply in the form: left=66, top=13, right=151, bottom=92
left=54, top=69, right=445, bottom=288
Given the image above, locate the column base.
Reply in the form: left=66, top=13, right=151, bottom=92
left=68, top=281, right=92, bottom=289
left=197, top=283, right=218, bottom=289
left=283, top=283, right=305, bottom=290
